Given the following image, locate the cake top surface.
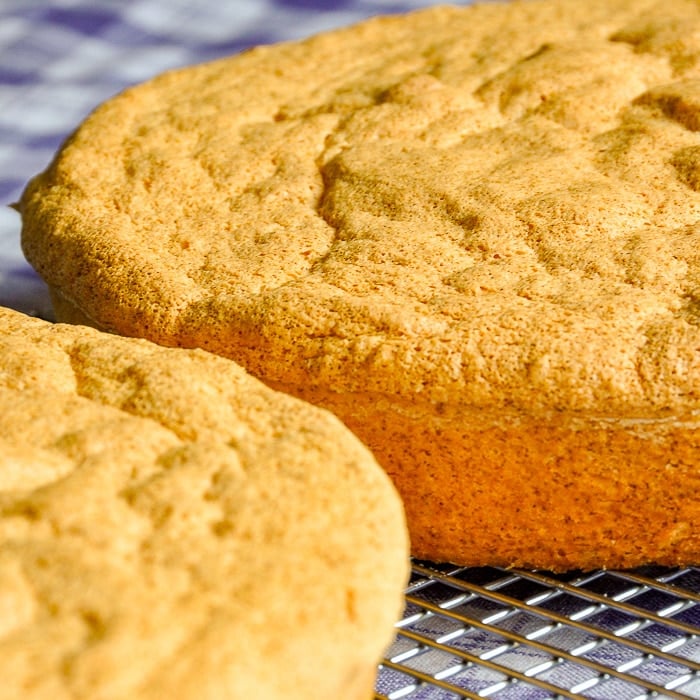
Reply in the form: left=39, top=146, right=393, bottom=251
left=20, top=0, right=700, bottom=416
left=0, top=306, right=407, bottom=700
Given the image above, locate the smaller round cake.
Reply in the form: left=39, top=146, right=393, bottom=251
left=0, top=306, right=408, bottom=700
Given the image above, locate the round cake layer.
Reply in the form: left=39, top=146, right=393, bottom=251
left=20, top=0, right=700, bottom=417
left=19, top=0, right=700, bottom=568
left=0, top=306, right=408, bottom=700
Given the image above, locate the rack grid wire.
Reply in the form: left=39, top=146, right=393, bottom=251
left=375, top=562, right=700, bottom=699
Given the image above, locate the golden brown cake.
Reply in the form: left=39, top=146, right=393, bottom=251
left=0, top=306, right=408, bottom=700
left=20, top=0, right=700, bottom=570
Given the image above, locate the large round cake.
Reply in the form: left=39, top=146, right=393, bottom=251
left=0, top=306, right=408, bottom=699
left=20, top=0, right=700, bottom=570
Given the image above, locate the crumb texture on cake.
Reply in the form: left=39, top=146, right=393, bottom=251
left=20, top=0, right=700, bottom=418
left=0, top=307, right=408, bottom=700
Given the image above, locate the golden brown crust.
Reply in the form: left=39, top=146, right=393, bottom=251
left=0, top=306, right=408, bottom=700
left=19, top=0, right=700, bottom=569
left=22, top=0, right=700, bottom=416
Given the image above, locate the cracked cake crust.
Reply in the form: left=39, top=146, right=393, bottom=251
left=0, top=307, right=408, bottom=700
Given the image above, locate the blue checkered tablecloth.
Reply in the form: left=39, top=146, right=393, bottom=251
left=0, top=0, right=452, bottom=318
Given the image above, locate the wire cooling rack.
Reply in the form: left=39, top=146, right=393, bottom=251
left=376, top=562, right=700, bottom=699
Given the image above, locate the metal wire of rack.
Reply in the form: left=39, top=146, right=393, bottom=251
left=376, top=562, right=700, bottom=699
